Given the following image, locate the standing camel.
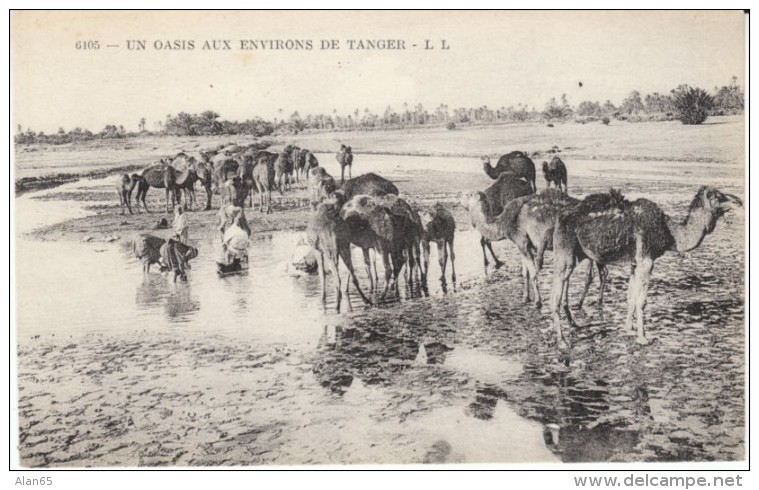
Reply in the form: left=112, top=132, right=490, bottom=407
left=135, top=162, right=178, bottom=213
left=418, top=203, right=456, bottom=286
left=115, top=173, right=144, bottom=215
left=337, top=172, right=399, bottom=201
left=252, top=151, right=284, bottom=214
left=550, top=186, right=742, bottom=347
left=336, top=144, right=353, bottom=183
left=542, top=156, right=568, bottom=192
left=274, top=149, right=294, bottom=192
left=307, top=198, right=371, bottom=312
left=481, top=151, right=537, bottom=192
left=465, top=171, right=534, bottom=269
left=340, top=195, right=407, bottom=299
left=308, top=167, right=337, bottom=209
left=465, top=188, right=606, bottom=309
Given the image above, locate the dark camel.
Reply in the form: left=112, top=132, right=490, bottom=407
left=550, top=187, right=742, bottom=347
left=340, top=194, right=406, bottom=299
left=482, top=151, right=537, bottom=192
left=337, top=172, right=399, bottom=201
left=336, top=144, right=353, bottom=183
left=418, top=203, right=457, bottom=286
left=306, top=198, right=371, bottom=312
left=252, top=151, right=285, bottom=214
left=543, top=156, right=568, bottom=193
left=135, top=162, right=178, bottom=213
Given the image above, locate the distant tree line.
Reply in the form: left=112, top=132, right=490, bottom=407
left=14, top=77, right=743, bottom=145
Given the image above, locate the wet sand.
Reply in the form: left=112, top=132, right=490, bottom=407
left=15, top=152, right=745, bottom=466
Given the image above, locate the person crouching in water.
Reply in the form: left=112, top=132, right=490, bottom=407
left=172, top=205, right=190, bottom=244
left=218, top=205, right=251, bottom=274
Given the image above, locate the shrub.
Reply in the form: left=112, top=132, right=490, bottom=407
left=672, top=86, right=713, bottom=125
left=601, top=117, right=610, bottom=125
left=446, top=122, right=456, bottom=130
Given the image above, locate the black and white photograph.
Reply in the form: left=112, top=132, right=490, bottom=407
left=10, top=10, right=747, bottom=469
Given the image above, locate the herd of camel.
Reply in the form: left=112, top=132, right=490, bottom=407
left=123, top=143, right=742, bottom=348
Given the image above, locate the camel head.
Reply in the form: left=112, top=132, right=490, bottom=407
left=689, top=186, right=743, bottom=232
left=542, top=161, right=550, bottom=175
left=481, top=155, right=491, bottom=165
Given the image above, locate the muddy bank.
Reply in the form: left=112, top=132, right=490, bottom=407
left=15, top=164, right=144, bottom=196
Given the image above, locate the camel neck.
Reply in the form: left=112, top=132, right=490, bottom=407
left=469, top=204, right=506, bottom=241
left=666, top=208, right=713, bottom=253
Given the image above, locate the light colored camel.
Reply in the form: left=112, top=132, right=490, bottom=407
left=550, top=186, right=742, bottom=347
left=465, top=188, right=606, bottom=309
left=116, top=173, right=144, bottom=215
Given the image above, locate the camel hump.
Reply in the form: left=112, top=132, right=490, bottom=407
left=174, top=167, right=192, bottom=185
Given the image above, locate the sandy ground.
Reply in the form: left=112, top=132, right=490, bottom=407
left=14, top=121, right=746, bottom=467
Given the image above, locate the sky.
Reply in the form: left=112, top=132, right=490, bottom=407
left=11, top=10, right=746, bottom=133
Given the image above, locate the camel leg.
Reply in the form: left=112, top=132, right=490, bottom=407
left=577, top=260, right=594, bottom=309
left=485, top=239, right=503, bottom=269
left=448, top=239, right=457, bottom=284
left=421, top=241, right=431, bottom=283
left=267, top=189, right=273, bottom=214
left=340, top=165, right=345, bottom=184
left=380, top=252, right=393, bottom=300
left=520, top=260, right=530, bottom=302
left=119, top=191, right=125, bottom=215
left=480, top=236, right=490, bottom=268
left=314, top=250, right=327, bottom=304
left=624, top=265, right=638, bottom=335
left=597, top=264, right=608, bottom=306
left=436, top=239, right=449, bottom=285
left=348, top=165, right=352, bottom=180
left=340, top=243, right=371, bottom=306
left=524, top=254, right=541, bottom=307
left=634, top=258, right=654, bottom=345
left=550, top=253, right=576, bottom=348
left=324, top=255, right=342, bottom=313
left=362, top=248, right=375, bottom=294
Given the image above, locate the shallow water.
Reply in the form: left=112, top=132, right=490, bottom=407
left=15, top=156, right=745, bottom=466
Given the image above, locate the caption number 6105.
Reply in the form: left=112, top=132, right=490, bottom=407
left=75, top=40, right=100, bottom=50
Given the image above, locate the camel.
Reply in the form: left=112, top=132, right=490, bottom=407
left=465, top=172, right=534, bottom=268
left=301, top=150, right=319, bottom=182
left=543, top=156, right=568, bottom=192
left=210, top=155, right=240, bottom=194
left=465, top=188, right=607, bottom=309
left=482, top=151, right=537, bottom=191
left=337, top=172, right=399, bottom=201
left=375, top=194, right=424, bottom=289
left=132, top=234, right=166, bottom=273
left=308, top=166, right=337, bottom=208
left=274, top=149, right=294, bottom=192
left=221, top=177, right=249, bottom=208
left=549, top=186, right=742, bottom=347
left=306, top=198, right=371, bottom=312
left=340, top=194, right=406, bottom=299
left=236, top=154, right=257, bottom=207
left=252, top=151, right=284, bottom=214
left=115, top=173, right=144, bottom=215
left=171, top=152, right=214, bottom=210
left=336, top=144, right=353, bottom=183
left=418, top=203, right=456, bottom=286
left=135, top=162, right=178, bottom=213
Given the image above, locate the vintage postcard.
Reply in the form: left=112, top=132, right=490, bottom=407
left=11, top=10, right=747, bottom=469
